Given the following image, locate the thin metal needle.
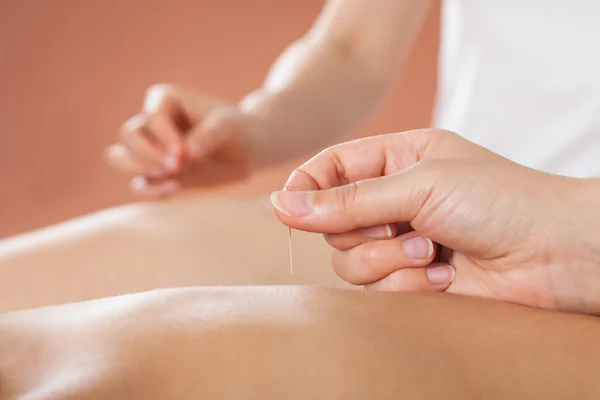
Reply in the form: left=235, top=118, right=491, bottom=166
left=288, top=227, right=293, bottom=275
left=284, top=183, right=294, bottom=276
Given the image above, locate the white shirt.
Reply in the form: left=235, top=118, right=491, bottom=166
left=433, top=0, right=600, bottom=177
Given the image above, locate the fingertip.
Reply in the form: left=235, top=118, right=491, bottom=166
left=364, top=265, right=455, bottom=293
left=129, top=176, right=147, bottom=192
left=270, top=190, right=283, bottom=212
left=103, top=143, right=122, bottom=162
left=362, top=224, right=394, bottom=240
left=385, top=224, right=398, bottom=239
left=130, top=177, right=180, bottom=197
left=401, top=235, right=435, bottom=260
left=284, top=169, right=321, bottom=191
left=270, top=190, right=314, bottom=218
left=163, top=154, right=180, bottom=172
left=426, top=264, right=455, bottom=286
left=326, top=224, right=398, bottom=252
left=121, top=114, right=146, bottom=134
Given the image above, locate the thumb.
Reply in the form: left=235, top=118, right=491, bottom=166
left=271, top=167, right=435, bottom=234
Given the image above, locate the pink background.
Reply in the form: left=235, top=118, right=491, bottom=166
left=0, top=0, right=440, bottom=237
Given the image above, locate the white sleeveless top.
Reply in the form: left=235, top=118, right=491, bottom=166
left=433, top=0, right=600, bottom=177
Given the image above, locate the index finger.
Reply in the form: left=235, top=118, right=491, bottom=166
left=285, top=130, right=432, bottom=192
left=144, top=86, right=186, bottom=155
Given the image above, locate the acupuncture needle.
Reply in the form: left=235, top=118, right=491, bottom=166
left=284, top=184, right=293, bottom=275
left=288, top=226, right=293, bottom=275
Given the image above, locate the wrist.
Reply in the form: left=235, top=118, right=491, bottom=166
left=558, top=177, right=600, bottom=314
left=570, top=177, right=600, bottom=241
left=238, top=89, right=285, bottom=169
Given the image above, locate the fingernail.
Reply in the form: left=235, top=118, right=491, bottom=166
left=270, top=191, right=313, bottom=217
left=402, top=236, right=434, bottom=259
left=426, top=265, right=456, bottom=284
left=130, top=176, right=147, bottom=191
left=163, top=155, right=178, bottom=172
left=363, top=224, right=392, bottom=240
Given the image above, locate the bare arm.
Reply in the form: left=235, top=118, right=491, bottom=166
left=104, top=0, right=432, bottom=195
left=1, top=286, right=599, bottom=399
left=241, top=0, right=432, bottom=166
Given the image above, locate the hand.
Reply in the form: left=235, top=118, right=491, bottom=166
left=105, top=84, right=259, bottom=196
left=271, top=129, right=600, bottom=315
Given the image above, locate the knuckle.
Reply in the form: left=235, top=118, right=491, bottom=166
left=334, top=182, right=359, bottom=225
left=323, top=147, right=349, bottom=185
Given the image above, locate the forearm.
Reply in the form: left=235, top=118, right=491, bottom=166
left=240, top=0, right=431, bottom=166
left=240, top=39, right=394, bottom=165
left=1, top=287, right=599, bottom=399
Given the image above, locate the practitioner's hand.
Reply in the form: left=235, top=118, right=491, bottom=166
left=271, top=129, right=600, bottom=314
left=105, top=84, right=260, bottom=196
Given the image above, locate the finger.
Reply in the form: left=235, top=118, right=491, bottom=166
left=120, top=116, right=169, bottom=176
left=331, top=232, right=436, bottom=285
left=283, top=169, right=321, bottom=191
left=364, top=263, right=455, bottom=292
left=129, top=177, right=180, bottom=197
left=271, top=164, right=437, bottom=234
left=104, top=144, right=147, bottom=176
left=325, top=222, right=412, bottom=250
left=285, top=129, right=445, bottom=191
left=144, top=85, right=187, bottom=156
left=147, top=112, right=184, bottom=169
left=324, top=224, right=397, bottom=251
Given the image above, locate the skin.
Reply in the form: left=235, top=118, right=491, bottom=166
left=2, top=133, right=600, bottom=396
left=0, top=194, right=346, bottom=313
left=104, top=0, right=430, bottom=195
left=6, top=131, right=600, bottom=316
left=1, top=286, right=600, bottom=399
left=3, top=0, right=599, bottom=394
left=272, top=129, right=600, bottom=315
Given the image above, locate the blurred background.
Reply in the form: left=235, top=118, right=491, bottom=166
left=0, top=0, right=440, bottom=238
